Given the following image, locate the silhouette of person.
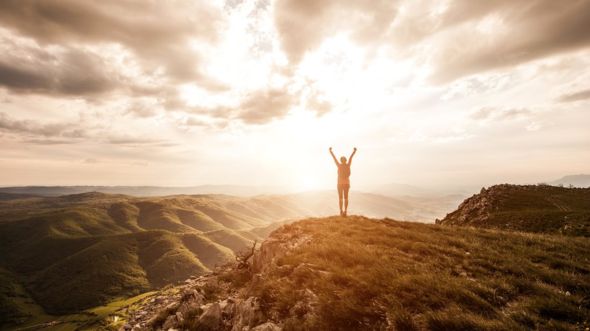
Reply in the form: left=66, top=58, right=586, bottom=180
left=329, top=147, right=357, bottom=217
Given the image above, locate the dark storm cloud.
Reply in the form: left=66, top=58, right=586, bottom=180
left=0, top=48, right=119, bottom=96
left=558, top=88, right=590, bottom=102
left=0, top=0, right=220, bottom=84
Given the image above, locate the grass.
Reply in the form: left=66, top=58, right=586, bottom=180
left=442, top=185, right=590, bottom=236
left=243, top=216, right=590, bottom=330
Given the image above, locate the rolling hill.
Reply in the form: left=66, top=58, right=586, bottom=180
left=438, top=184, right=590, bottom=236
left=0, top=189, right=447, bottom=329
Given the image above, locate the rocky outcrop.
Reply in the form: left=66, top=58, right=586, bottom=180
left=438, top=184, right=590, bottom=235
left=437, top=186, right=498, bottom=226
left=121, top=272, right=282, bottom=331
left=252, top=224, right=311, bottom=273
left=119, top=222, right=315, bottom=331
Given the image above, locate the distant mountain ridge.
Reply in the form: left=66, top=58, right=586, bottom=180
left=0, top=185, right=286, bottom=197
left=438, top=184, right=590, bottom=236
left=549, top=174, right=590, bottom=188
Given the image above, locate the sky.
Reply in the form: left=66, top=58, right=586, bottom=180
left=0, top=0, right=589, bottom=192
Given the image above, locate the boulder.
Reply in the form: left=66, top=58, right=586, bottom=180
left=230, top=297, right=264, bottom=331
left=198, top=302, right=222, bottom=330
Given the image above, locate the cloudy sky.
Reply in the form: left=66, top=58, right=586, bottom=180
left=0, top=0, right=589, bottom=191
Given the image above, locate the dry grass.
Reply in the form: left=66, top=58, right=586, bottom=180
left=247, top=216, right=590, bottom=330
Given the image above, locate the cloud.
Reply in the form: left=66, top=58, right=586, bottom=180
left=273, top=0, right=398, bottom=64
left=195, top=88, right=297, bottom=125
left=0, top=47, right=120, bottom=96
left=274, top=0, right=590, bottom=82
left=0, top=0, right=221, bottom=83
left=304, top=91, right=332, bottom=116
left=470, top=107, right=530, bottom=121
left=106, top=136, right=167, bottom=145
left=0, top=111, right=79, bottom=137
left=237, top=89, right=296, bottom=124
left=83, top=158, right=100, bottom=164
left=427, top=0, right=590, bottom=82
left=558, top=88, right=590, bottom=102
left=0, top=112, right=172, bottom=146
left=125, top=99, right=161, bottom=118
left=22, top=139, right=76, bottom=145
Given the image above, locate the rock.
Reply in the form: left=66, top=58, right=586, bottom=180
left=220, top=298, right=236, bottom=318
left=162, top=315, right=178, bottom=330
left=252, top=227, right=311, bottom=273
left=251, top=322, right=282, bottom=331
left=198, top=302, right=222, bottom=330
left=230, top=297, right=264, bottom=331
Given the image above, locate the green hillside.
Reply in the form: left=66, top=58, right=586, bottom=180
left=439, top=185, right=590, bottom=236
left=0, top=193, right=263, bottom=328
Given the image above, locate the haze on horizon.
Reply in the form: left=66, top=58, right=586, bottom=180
left=0, top=0, right=589, bottom=192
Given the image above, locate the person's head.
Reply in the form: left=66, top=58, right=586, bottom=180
left=340, top=156, right=347, bottom=164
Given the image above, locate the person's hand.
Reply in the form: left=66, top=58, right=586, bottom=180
left=329, top=147, right=333, bottom=152
left=353, top=147, right=357, bottom=152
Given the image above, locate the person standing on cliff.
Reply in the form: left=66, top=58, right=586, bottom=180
left=329, top=147, right=357, bottom=217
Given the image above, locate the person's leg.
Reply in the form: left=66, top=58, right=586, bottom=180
left=344, top=185, right=350, bottom=216
left=337, top=185, right=343, bottom=215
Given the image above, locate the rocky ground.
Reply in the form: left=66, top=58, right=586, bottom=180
left=118, top=222, right=313, bottom=331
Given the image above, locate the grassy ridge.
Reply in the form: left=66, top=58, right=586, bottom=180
left=247, top=217, right=590, bottom=330
left=441, top=185, right=590, bottom=236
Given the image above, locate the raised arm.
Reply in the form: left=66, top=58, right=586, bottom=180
left=329, top=147, right=339, bottom=166
left=348, top=147, right=357, bottom=165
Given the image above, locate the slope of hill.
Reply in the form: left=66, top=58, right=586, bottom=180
left=438, top=184, right=590, bottom=236
left=0, top=190, right=441, bottom=329
left=0, top=193, right=281, bottom=321
left=121, top=216, right=590, bottom=331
